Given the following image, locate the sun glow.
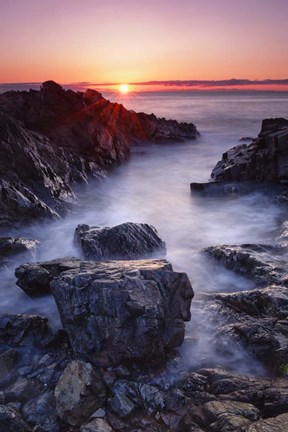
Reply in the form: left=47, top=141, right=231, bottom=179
left=119, top=84, right=129, bottom=94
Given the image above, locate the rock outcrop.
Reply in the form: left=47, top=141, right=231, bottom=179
left=0, top=81, right=198, bottom=225
left=204, top=243, right=288, bottom=287
left=50, top=259, right=193, bottom=365
left=0, top=236, right=39, bottom=270
left=15, top=257, right=80, bottom=296
left=75, top=222, right=167, bottom=260
left=211, top=118, right=288, bottom=183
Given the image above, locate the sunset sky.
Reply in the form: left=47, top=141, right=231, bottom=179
left=1, top=0, right=288, bottom=90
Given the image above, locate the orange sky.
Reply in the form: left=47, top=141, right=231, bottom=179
left=1, top=0, right=288, bottom=88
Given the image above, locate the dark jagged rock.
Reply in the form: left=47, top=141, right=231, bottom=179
left=0, top=237, right=38, bottom=258
left=75, top=222, right=167, bottom=260
left=0, top=404, right=31, bottom=432
left=179, top=367, right=288, bottom=422
left=204, top=243, right=288, bottom=287
left=211, top=118, right=288, bottom=183
left=0, top=82, right=198, bottom=224
left=190, top=181, right=263, bottom=196
left=55, top=360, right=106, bottom=427
left=50, top=259, right=193, bottom=366
left=0, top=314, right=49, bottom=347
left=192, top=285, right=288, bottom=371
left=15, top=257, right=81, bottom=296
left=22, top=391, right=59, bottom=432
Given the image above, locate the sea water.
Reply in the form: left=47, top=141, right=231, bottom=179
left=2, top=90, right=288, bottom=373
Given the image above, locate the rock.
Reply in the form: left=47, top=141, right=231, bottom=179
left=2, top=377, right=33, bottom=403
left=211, top=118, right=288, bottom=183
left=0, top=404, right=31, bottom=432
left=0, top=83, right=198, bottom=224
left=15, top=257, right=80, bottom=296
left=0, top=349, right=18, bottom=381
left=190, top=400, right=259, bottom=431
left=108, top=393, right=135, bottom=418
left=54, top=360, right=106, bottom=426
left=246, top=413, right=288, bottom=431
left=190, top=181, right=261, bottom=197
left=204, top=243, right=288, bottom=287
left=276, top=220, right=288, bottom=247
left=0, top=237, right=39, bottom=260
left=179, top=367, right=288, bottom=418
left=74, top=222, right=167, bottom=260
left=80, top=418, right=113, bottom=432
left=22, top=391, right=59, bottom=432
left=51, top=259, right=193, bottom=365
left=111, top=380, right=165, bottom=415
left=192, top=285, right=288, bottom=371
left=0, top=314, right=49, bottom=347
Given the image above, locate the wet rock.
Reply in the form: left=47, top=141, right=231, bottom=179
left=190, top=181, right=260, bottom=196
left=15, top=257, right=80, bottom=296
left=74, top=222, right=167, bottom=260
left=54, top=360, right=106, bottom=426
left=0, top=314, right=49, bottom=347
left=0, top=237, right=39, bottom=260
left=179, top=367, right=288, bottom=419
left=204, top=243, right=288, bottom=287
left=51, top=259, right=193, bottom=365
left=111, top=380, right=165, bottom=416
left=80, top=418, right=113, bottom=432
left=211, top=118, right=288, bottom=183
left=22, top=391, right=59, bottom=432
left=2, top=377, right=34, bottom=403
left=0, top=404, right=31, bottom=432
left=190, top=400, right=259, bottom=431
left=246, top=413, right=288, bottom=431
left=0, top=349, right=18, bottom=381
left=192, top=285, right=288, bottom=371
left=108, top=393, right=135, bottom=418
left=276, top=220, right=288, bottom=248
left=0, top=83, right=198, bottom=224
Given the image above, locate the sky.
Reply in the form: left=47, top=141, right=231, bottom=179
left=1, top=0, right=288, bottom=90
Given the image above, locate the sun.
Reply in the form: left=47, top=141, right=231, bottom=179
left=119, top=84, right=129, bottom=94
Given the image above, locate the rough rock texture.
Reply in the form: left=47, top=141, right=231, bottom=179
left=15, top=257, right=80, bottom=296
left=0, top=81, right=198, bottom=224
left=204, top=243, right=288, bottom=287
left=80, top=418, right=113, bottom=432
left=55, top=360, right=106, bottom=426
left=191, top=285, right=288, bottom=371
left=0, top=237, right=39, bottom=259
left=211, top=118, right=288, bottom=183
left=51, top=259, right=193, bottom=365
left=0, top=314, right=49, bottom=347
left=0, top=404, right=31, bottom=432
left=75, top=222, right=167, bottom=260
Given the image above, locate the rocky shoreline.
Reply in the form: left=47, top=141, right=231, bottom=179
left=0, top=81, right=198, bottom=228
left=0, top=86, right=288, bottom=431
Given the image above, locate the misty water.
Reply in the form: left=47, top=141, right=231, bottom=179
left=2, top=91, right=288, bottom=375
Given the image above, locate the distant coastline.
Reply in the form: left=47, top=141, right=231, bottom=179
left=1, top=79, right=288, bottom=94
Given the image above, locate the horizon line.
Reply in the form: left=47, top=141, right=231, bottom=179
left=1, top=79, right=288, bottom=93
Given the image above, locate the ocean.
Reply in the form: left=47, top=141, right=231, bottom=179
left=2, top=90, right=288, bottom=373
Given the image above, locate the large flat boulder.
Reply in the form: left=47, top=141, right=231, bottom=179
left=75, top=222, right=167, bottom=260
left=50, top=259, right=193, bottom=365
